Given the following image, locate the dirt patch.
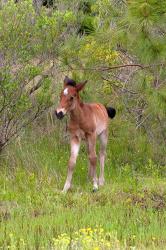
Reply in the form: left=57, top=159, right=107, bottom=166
left=127, top=189, right=166, bottom=211
left=0, top=201, right=18, bottom=221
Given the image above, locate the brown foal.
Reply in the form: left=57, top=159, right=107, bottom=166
left=55, top=76, right=116, bottom=192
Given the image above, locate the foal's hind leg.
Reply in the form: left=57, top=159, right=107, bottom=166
left=98, top=129, right=108, bottom=186
left=86, top=133, right=98, bottom=191
left=62, top=136, right=80, bottom=192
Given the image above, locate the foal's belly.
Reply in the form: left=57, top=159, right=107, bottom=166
left=90, top=103, right=108, bottom=135
left=75, top=124, right=106, bottom=139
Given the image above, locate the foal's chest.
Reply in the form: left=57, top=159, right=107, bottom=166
left=68, top=118, right=95, bottom=136
left=68, top=125, right=86, bottom=140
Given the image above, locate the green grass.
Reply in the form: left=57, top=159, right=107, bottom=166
left=0, top=131, right=166, bottom=249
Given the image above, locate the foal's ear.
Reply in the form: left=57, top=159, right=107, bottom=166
left=64, top=76, right=68, bottom=87
left=76, top=80, right=88, bottom=92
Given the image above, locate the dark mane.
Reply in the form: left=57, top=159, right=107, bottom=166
left=64, top=76, right=76, bottom=87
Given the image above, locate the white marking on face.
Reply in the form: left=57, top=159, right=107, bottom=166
left=64, top=88, right=68, bottom=96
left=56, top=108, right=67, bottom=114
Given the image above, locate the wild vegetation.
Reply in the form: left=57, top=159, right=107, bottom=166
left=0, top=0, right=166, bottom=249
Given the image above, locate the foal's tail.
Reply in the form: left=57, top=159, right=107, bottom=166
left=105, top=107, right=116, bottom=119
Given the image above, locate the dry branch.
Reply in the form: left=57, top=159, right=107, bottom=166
left=60, top=62, right=166, bottom=73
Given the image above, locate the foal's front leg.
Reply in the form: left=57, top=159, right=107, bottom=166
left=62, top=136, right=80, bottom=193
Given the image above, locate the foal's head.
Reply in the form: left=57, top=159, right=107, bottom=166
left=55, top=76, right=87, bottom=119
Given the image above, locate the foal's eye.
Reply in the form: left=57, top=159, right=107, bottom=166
left=70, top=96, right=74, bottom=101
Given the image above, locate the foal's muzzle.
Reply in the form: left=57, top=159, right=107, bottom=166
left=55, top=111, right=65, bottom=120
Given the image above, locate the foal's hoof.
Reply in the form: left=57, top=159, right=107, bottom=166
left=61, top=190, right=67, bottom=194
left=92, top=187, right=98, bottom=193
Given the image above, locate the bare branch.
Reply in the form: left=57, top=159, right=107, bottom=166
left=59, top=62, right=166, bottom=73
left=136, top=114, right=151, bottom=129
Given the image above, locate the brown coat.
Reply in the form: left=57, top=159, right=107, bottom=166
left=56, top=77, right=115, bottom=192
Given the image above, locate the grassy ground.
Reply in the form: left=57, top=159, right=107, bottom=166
left=0, top=131, right=166, bottom=249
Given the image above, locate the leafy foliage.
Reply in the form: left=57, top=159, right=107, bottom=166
left=0, top=1, right=166, bottom=249
left=0, top=0, right=82, bottom=149
left=0, top=0, right=166, bottom=163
